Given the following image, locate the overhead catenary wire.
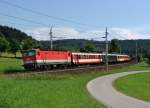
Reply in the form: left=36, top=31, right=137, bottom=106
left=0, top=13, right=106, bottom=40
left=0, top=20, right=37, bottom=30
left=0, top=15, right=129, bottom=41
left=0, top=13, right=48, bottom=26
left=0, top=0, right=108, bottom=37
left=0, top=19, right=104, bottom=41
left=0, top=11, right=130, bottom=41
left=0, top=0, right=134, bottom=41
left=0, top=0, right=104, bottom=28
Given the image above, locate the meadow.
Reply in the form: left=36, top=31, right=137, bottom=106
left=0, top=53, right=23, bottom=73
left=114, top=71, right=150, bottom=102
left=0, top=54, right=150, bottom=108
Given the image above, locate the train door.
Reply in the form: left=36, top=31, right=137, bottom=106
left=43, top=52, right=48, bottom=65
left=74, top=54, right=79, bottom=65
left=99, top=55, right=102, bottom=63
left=77, top=55, right=80, bottom=64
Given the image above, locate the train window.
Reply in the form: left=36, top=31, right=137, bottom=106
left=86, top=55, right=88, bottom=59
left=91, top=55, right=92, bottom=59
left=99, top=55, right=101, bottom=59
left=22, top=50, right=35, bottom=56
left=79, top=55, right=81, bottom=59
left=76, top=55, right=79, bottom=59
left=87, top=55, right=89, bottom=59
left=85, top=55, right=87, bottom=59
left=79, top=55, right=82, bottom=59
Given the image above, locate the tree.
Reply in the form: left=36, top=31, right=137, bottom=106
left=0, top=31, right=5, bottom=37
left=146, top=49, right=150, bottom=65
left=9, top=40, right=20, bottom=57
left=21, top=38, right=40, bottom=50
left=84, top=42, right=96, bottom=52
left=0, top=37, right=9, bottom=55
left=109, top=39, right=120, bottom=53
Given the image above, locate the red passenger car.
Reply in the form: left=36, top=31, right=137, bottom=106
left=22, top=49, right=71, bottom=69
left=117, top=55, right=130, bottom=62
left=71, top=52, right=103, bottom=65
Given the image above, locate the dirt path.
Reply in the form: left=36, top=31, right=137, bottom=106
left=87, top=70, right=150, bottom=108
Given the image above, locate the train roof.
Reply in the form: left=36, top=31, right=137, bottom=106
left=101, top=53, right=129, bottom=56
left=72, top=52, right=102, bottom=55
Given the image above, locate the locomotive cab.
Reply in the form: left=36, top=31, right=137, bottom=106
left=22, top=49, right=38, bottom=70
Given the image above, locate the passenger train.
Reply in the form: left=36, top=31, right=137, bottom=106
left=22, top=49, right=130, bottom=70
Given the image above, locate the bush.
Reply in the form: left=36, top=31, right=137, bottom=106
left=0, top=37, right=9, bottom=55
left=146, top=50, right=150, bottom=65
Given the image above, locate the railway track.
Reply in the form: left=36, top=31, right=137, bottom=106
left=6, top=60, right=136, bottom=77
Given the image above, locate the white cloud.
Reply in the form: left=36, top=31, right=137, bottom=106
left=23, top=26, right=150, bottom=41
left=110, top=28, right=141, bottom=39
left=110, top=26, right=150, bottom=40
left=24, top=27, right=105, bottom=41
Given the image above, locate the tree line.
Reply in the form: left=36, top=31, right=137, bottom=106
left=0, top=25, right=41, bottom=57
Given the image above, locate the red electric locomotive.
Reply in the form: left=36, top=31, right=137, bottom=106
left=22, top=49, right=72, bottom=69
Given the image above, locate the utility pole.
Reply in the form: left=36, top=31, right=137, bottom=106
left=105, top=27, right=109, bottom=72
left=49, top=26, right=53, bottom=50
left=120, top=47, right=122, bottom=54
left=135, top=40, right=138, bottom=63
left=140, top=46, right=143, bottom=59
left=101, top=27, right=109, bottom=72
left=119, top=41, right=122, bottom=54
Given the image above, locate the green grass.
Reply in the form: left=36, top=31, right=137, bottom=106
left=0, top=52, right=23, bottom=73
left=114, top=71, right=150, bottom=102
left=0, top=57, right=24, bottom=73
left=1, top=52, right=22, bottom=58
left=0, top=62, right=149, bottom=108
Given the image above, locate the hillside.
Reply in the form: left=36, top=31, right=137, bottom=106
left=40, top=39, right=150, bottom=57
left=40, top=39, right=105, bottom=51
left=0, top=25, right=33, bottom=42
left=0, top=25, right=41, bottom=52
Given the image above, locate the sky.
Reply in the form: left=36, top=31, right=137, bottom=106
left=0, top=0, right=150, bottom=40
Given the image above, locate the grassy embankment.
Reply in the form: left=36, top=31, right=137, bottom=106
left=0, top=53, right=150, bottom=108
left=0, top=53, right=24, bottom=73
left=114, top=71, right=150, bottom=102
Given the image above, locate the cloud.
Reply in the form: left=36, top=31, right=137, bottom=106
left=110, top=28, right=141, bottom=39
left=23, top=26, right=149, bottom=41
left=24, top=27, right=105, bottom=41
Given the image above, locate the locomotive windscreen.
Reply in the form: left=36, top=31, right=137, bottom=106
left=22, top=50, right=35, bottom=56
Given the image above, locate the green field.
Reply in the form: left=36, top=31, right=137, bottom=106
left=0, top=55, right=23, bottom=73
left=0, top=54, right=150, bottom=108
left=114, top=72, right=150, bottom=102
